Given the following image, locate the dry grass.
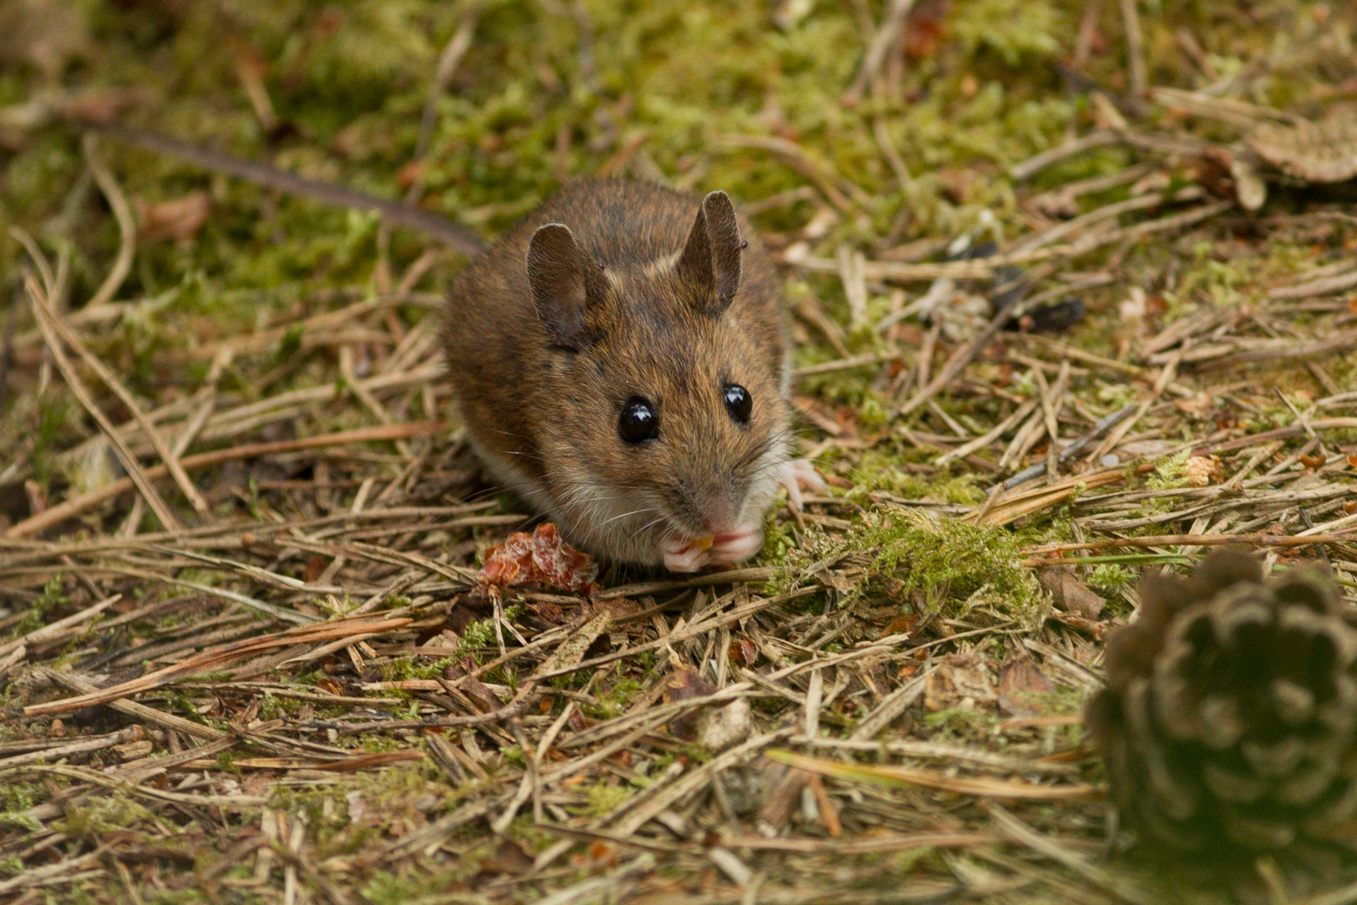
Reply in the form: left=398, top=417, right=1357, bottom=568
left=3, top=1, right=1357, bottom=903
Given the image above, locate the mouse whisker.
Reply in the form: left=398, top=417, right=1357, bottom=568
left=597, top=506, right=659, bottom=527
left=639, top=513, right=669, bottom=533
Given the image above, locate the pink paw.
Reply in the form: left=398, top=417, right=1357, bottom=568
left=778, top=458, right=825, bottom=510
left=709, top=526, right=764, bottom=565
left=661, top=525, right=764, bottom=573
left=662, top=534, right=712, bottom=573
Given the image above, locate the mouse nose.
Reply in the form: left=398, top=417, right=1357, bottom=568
left=694, top=490, right=741, bottom=536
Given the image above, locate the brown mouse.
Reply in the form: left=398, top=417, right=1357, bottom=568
left=441, top=179, right=822, bottom=572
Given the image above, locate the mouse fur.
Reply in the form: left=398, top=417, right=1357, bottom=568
left=441, top=178, right=821, bottom=572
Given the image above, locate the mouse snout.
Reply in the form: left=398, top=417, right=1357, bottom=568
left=684, top=481, right=746, bottom=537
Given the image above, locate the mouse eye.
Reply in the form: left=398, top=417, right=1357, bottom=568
left=723, top=384, right=752, bottom=425
left=618, top=397, right=659, bottom=444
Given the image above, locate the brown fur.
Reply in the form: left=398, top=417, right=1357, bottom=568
left=441, top=179, right=793, bottom=566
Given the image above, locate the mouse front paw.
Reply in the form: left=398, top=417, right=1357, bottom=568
left=709, top=526, right=764, bottom=565
left=661, top=526, right=764, bottom=572
left=661, top=534, right=713, bottom=573
left=778, top=457, right=826, bottom=510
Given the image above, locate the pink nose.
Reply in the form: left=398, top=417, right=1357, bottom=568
left=693, top=488, right=741, bottom=536
left=702, top=513, right=737, bottom=536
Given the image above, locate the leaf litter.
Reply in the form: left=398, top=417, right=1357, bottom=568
left=2, top=1, right=1357, bottom=903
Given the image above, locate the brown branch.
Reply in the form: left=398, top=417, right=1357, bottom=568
left=5, top=421, right=450, bottom=538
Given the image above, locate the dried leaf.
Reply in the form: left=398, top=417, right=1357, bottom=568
left=1182, top=454, right=1222, bottom=487
left=663, top=667, right=717, bottom=741
left=1250, top=117, right=1357, bottom=184
left=137, top=192, right=211, bottom=244
left=1038, top=568, right=1105, bottom=619
left=479, top=838, right=534, bottom=876
left=731, top=635, right=758, bottom=668
left=923, top=653, right=996, bottom=712
left=998, top=657, right=1057, bottom=717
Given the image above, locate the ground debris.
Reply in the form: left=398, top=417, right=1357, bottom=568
left=2, top=2, right=1357, bottom=903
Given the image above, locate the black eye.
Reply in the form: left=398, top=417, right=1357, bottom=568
left=618, top=397, right=659, bottom=444
left=723, top=384, right=752, bottom=424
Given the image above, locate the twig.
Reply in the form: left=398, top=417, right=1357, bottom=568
left=935, top=397, right=1040, bottom=468
left=715, top=134, right=863, bottom=213
left=5, top=421, right=450, bottom=538
left=24, top=277, right=183, bottom=533
left=82, top=135, right=137, bottom=309
left=31, top=286, right=210, bottom=514
left=1269, top=267, right=1357, bottom=300
left=414, top=7, right=479, bottom=163
left=1009, top=129, right=1119, bottom=181
left=37, top=667, right=229, bottom=742
left=843, top=0, right=916, bottom=105
left=1118, top=0, right=1147, bottom=99
left=984, top=802, right=1156, bottom=905
left=991, top=403, right=1136, bottom=492
left=1087, top=349, right=1181, bottom=463
left=22, top=614, right=414, bottom=717
left=898, top=297, right=1026, bottom=419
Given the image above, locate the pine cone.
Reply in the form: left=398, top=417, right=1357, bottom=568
left=1088, top=548, right=1357, bottom=852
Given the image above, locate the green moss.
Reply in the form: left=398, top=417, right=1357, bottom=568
left=0, top=779, right=45, bottom=827
left=11, top=576, right=70, bottom=638
left=582, top=780, right=633, bottom=818
left=583, top=675, right=644, bottom=720
left=1146, top=447, right=1193, bottom=493
left=385, top=655, right=454, bottom=682
left=921, top=706, right=991, bottom=736
left=58, top=796, right=155, bottom=837
left=773, top=507, right=1045, bottom=628
left=952, top=0, right=1068, bottom=67
left=847, top=448, right=987, bottom=506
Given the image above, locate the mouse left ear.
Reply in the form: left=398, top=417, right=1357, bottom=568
left=677, top=190, right=742, bottom=314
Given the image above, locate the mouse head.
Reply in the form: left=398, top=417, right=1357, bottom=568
left=524, top=191, right=791, bottom=560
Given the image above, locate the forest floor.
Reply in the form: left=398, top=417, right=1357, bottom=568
left=3, top=1, right=1357, bottom=903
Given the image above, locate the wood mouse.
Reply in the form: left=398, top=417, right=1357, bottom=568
left=441, top=179, right=822, bottom=572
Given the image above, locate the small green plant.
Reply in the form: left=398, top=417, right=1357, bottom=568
left=12, top=575, right=69, bottom=638
left=583, top=781, right=634, bottom=818
left=773, top=507, right=1045, bottom=628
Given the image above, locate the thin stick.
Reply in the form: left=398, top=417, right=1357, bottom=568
left=1087, top=349, right=1181, bottom=463
left=1009, top=129, right=1119, bottom=181
left=82, top=135, right=137, bottom=309
left=985, top=802, right=1155, bottom=905
left=25, top=278, right=182, bottom=533
left=992, top=403, right=1136, bottom=492
left=1119, top=0, right=1147, bottom=98
left=31, top=289, right=210, bottom=514
left=1023, top=531, right=1357, bottom=558
left=1036, top=361, right=1069, bottom=483
left=899, top=299, right=1023, bottom=418
left=5, top=421, right=450, bottom=538
left=7, top=228, right=56, bottom=301
left=843, top=0, right=917, bottom=105
left=415, top=8, right=479, bottom=163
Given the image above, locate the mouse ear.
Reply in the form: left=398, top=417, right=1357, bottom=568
left=527, top=223, right=599, bottom=351
left=676, top=190, right=742, bottom=314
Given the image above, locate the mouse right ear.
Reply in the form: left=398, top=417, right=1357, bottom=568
left=527, top=223, right=599, bottom=351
